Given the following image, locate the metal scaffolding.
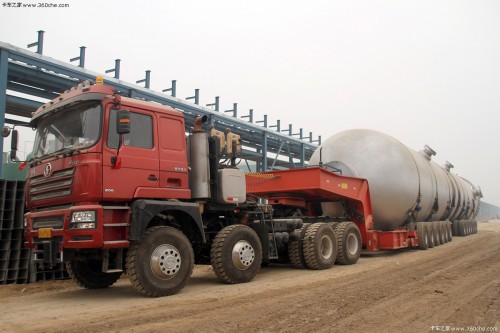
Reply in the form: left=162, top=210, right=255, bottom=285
left=0, top=31, right=321, bottom=174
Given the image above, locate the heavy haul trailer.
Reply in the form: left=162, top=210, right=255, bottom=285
left=10, top=79, right=479, bottom=297
left=247, top=166, right=426, bottom=256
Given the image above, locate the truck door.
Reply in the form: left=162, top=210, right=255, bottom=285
left=102, top=108, right=159, bottom=200
left=158, top=115, right=191, bottom=199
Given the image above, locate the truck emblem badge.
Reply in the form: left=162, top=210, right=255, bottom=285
left=43, top=163, right=53, bottom=178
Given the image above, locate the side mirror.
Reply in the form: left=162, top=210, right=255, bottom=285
left=10, top=130, right=18, bottom=160
left=116, top=110, right=131, bottom=135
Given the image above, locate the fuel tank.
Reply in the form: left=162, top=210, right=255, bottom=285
left=309, top=129, right=482, bottom=231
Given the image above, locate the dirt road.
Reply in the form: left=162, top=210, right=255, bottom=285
left=1, top=221, right=499, bottom=333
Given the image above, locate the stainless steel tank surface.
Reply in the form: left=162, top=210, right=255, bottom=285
left=309, top=129, right=481, bottom=231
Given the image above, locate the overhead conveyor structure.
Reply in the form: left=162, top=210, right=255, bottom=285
left=0, top=31, right=320, bottom=174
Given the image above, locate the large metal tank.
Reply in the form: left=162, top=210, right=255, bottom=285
left=309, top=129, right=481, bottom=231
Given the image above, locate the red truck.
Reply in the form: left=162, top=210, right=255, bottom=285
left=10, top=79, right=474, bottom=297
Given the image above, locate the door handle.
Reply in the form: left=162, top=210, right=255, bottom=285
left=148, top=175, right=159, bottom=181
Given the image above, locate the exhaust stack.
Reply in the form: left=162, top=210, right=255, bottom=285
left=189, top=116, right=210, bottom=199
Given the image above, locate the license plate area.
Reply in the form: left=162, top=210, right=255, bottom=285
left=38, top=228, right=52, bottom=238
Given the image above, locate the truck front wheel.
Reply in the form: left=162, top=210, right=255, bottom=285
left=211, top=224, right=263, bottom=284
left=66, top=259, right=121, bottom=289
left=126, top=226, right=194, bottom=297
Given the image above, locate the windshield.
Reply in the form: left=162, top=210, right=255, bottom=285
left=32, top=101, right=102, bottom=159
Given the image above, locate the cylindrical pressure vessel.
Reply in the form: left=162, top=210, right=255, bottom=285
left=309, top=129, right=481, bottom=231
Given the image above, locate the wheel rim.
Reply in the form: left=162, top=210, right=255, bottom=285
left=150, top=244, right=181, bottom=280
left=320, top=235, right=334, bottom=259
left=232, top=240, right=255, bottom=270
left=346, top=233, right=359, bottom=256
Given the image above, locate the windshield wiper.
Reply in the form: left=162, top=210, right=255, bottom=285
left=35, top=146, right=81, bottom=162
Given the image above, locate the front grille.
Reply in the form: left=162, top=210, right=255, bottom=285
left=29, top=168, right=75, bottom=202
left=32, top=216, right=64, bottom=230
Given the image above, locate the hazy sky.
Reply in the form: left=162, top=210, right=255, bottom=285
left=1, top=0, right=499, bottom=206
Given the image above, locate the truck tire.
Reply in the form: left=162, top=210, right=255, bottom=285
left=126, top=226, right=194, bottom=297
left=211, top=224, right=262, bottom=284
left=416, top=222, right=429, bottom=250
left=288, top=223, right=311, bottom=269
left=303, top=223, right=337, bottom=270
left=66, top=259, right=121, bottom=289
left=426, top=222, right=435, bottom=248
left=334, top=222, right=361, bottom=264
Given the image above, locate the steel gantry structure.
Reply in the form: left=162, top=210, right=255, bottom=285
left=0, top=32, right=320, bottom=174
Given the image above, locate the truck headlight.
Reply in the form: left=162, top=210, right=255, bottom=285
left=70, top=211, right=96, bottom=229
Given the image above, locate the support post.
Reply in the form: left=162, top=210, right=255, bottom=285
left=281, top=124, right=292, bottom=135
left=105, top=59, right=121, bottom=79
left=27, top=30, right=44, bottom=54
left=261, top=133, right=268, bottom=171
left=162, top=80, right=177, bottom=97
left=224, top=103, right=237, bottom=117
left=241, top=109, right=253, bottom=123
left=136, top=70, right=151, bottom=89
left=0, top=49, right=9, bottom=174
left=256, top=115, right=268, bottom=128
left=70, top=46, right=86, bottom=68
left=186, top=89, right=200, bottom=104
left=206, top=96, right=219, bottom=111
left=269, top=119, right=281, bottom=132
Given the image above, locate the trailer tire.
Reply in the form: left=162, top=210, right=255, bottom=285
left=126, top=226, right=194, bottom=297
left=434, top=222, right=443, bottom=245
left=447, top=221, right=453, bottom=242
left=458, top=220, right=466, bottom=236
left=303, top=223, right=337, bottom=270
left=66, top=259, right=121, bottom=289
left=334, top=222, right=361, bottom=264
left=416, top=222, right=429, bottom=250
left=211, top=224, right=262, bottom=284
left=427, top=222, right=435, bottom=248
left=440, top=222, right=449, bottom=243
left=288, top=223, right=311, bottom=269
left=452, top=221, right=459, bottom=237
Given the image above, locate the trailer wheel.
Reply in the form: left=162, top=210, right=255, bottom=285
left=440, top=222, right=449, bottom=243
left=447, top=221, right=453, bottom=242
left=434, top=222, right=443, bottom=245
left=458, top=220, right=466, bottom=236
left=416, top=222, right=429, bottom=250
left=66, top=259, right=121, bottom=289
left=303, top=223, right=337, bottom=270
left=334, top=222, right=361, bottom=264
left=288, top=223, right=311, bottom=269
left=427, top=223, right=435, bottom=248
left=452, top=221, right=459, bottom=237
left=126, top=226, right=194, bottom=297
left=211, top=224, right=262, bottom=284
